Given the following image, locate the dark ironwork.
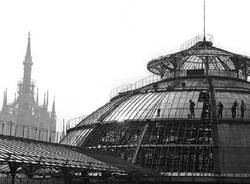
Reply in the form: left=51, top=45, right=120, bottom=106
left=61, top=38, right=250, bottom=183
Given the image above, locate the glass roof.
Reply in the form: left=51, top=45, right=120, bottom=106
left=103, top=91, right=202, bottom=122
left=60, top=35, right=250, bottom=176
left=76, top=96, right=124, bottom=126
left=0, top=135, right=120, bottom=173
left=73, top=78, right=209, bottom=127
left=67, top=77, right=250, bottom=132
left=147, top=40, right=250, bottom=79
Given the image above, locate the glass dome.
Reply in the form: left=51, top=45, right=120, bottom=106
left=61, top=36, right=250, bottom=176
left=148, top=36, right=250, bottom=80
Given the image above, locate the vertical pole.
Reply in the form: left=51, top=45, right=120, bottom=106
left=27, top=126, right=30, bottom=139
left=208, top=77, right=220, bottom=174
left=47, top=129, right=49, bottom=142
left=35, top=128, right=37, bottom=140
left=15, top=125, right=17, bottom=137
left=38, top=129, right=41, bottom=141
left=23, top=125, right=25, bottom=138
left=203, top=0, right=206, bottom=41
left=1, top=122, right=3, bottom=134
left=48, top=130, right=51, bottom=142
left=9, top=122, right=12, bottom=136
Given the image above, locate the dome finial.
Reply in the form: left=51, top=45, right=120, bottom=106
left=203, top=0, right=206, bottom=41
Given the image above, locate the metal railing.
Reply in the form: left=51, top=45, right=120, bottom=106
left=0, top=120, right=64, bottom=143
left=180, top=34, right=213, bottom=51
left=157, top=172, right=250, bottom=178
left=216, top=108, right=250, bottom=120
left=105, top=107, right=250, bottom=121
left=66, top=115, right=87, bottom=130
left=110, top=75, right=161, bottom=99
left=110, top=70, right=247, bottom=99
left=153, top=107, right=250, bottom=120
left=163, top=69, right=246, bottom=80
left=208, top=70, right=246, bottom=80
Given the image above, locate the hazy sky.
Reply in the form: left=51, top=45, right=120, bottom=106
left=0, top=0, right=250, bottom=131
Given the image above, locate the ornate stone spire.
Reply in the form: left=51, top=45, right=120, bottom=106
left=61, top=119, right=66, bottom=139
left=51, top=96, right=56, bottom=120
left=25, top=32, right=32, bottom=61
left=36, top=88, right=39, bottom=105
left=2, top=89, right=8, bottom=113
left=63, top=119, right=65, bottom=133
left=2, top=89, right=7, bottom=107
left=43, top=93, right=46, bottom=108
left=22, top=32, right=33, bottom=95
left=46, top=91, right=49, bottom=110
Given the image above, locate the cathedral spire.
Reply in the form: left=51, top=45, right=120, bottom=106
left=22, top=32, right=33, bottom=95
left=2, top=89, right=8, bottom=112
left=46, top=91, right=49, bottom=110
left=63, top=119, right=65, bottom=133
left=61, top=119, right=66, bottom=139
left=36, top=88, right=39, bottom=105
left=25, top=32, right=32, bottom=61
left=14, top=93, right=17, bottom=102
left=52, top=96, right=55, bottom=114
left=43, top=93, right=46, bottom=108
left=3, top=89, right=7, bottom=107
left=51, top=96, right=56, bottom=120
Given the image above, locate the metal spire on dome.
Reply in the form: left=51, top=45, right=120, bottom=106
left=203, top=0, right=206, bottom=41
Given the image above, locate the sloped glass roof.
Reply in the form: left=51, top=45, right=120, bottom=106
left=60, top=37, right=250, bottom=176
left=0, top=135, right=120, bottom=174
left=147, top=40, right=250, bottom=80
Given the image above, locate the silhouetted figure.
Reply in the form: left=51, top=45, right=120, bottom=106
left=189, top=100, right=195, bottom=118
left=231, top=101, right=238, bottom=119
left=240, top=100, right=246, bottom=119
left=218, top=101, right=224, bottom=118
left=153, top=83, right=158, bottom=91
left=157, top=108, right=161, bottom=117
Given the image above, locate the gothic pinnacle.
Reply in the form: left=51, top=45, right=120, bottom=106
left=51, top=96, right=56, bottom=117
left=3, top=88, right=7, bottom=106
left=25, top=32, right=32, bottom=62
left=36, top=88, right=39, bottom=105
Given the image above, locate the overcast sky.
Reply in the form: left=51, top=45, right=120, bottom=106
left=0, top=0, right=250, bottom=131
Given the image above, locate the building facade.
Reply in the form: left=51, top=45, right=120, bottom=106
left=61, top=34, right=250, bottom=177
left=0, top=33, right=57, bottom=142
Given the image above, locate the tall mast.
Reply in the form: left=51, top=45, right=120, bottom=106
left=203, top=0, right=206, bottom=41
